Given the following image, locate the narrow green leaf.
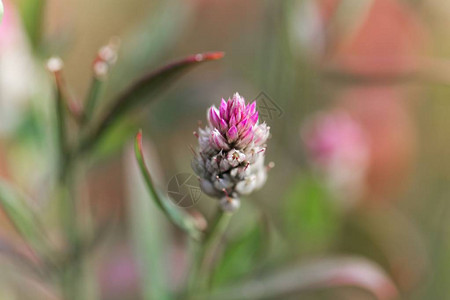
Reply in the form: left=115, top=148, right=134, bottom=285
left=17, top=0, right=46, bottom=49
left=284, top=174, right=339, bottom=254
left=207, top=257, right=398, bottom=300
left=129, top=175, right=172, bottom=300
left=134, top=131, right=203, bottom=241
left=0, top=235, right=46, bottom=279
left=212, top=223, right=264, bottom=287
left=80, top=52, right=224, bottom=154
left=0, top=180, right=49, bottom=258
left=47, top=57, right=72, bottom=180
left=55, top=79, right=69, bottom=180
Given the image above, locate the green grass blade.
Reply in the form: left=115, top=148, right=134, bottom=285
left=80, top=52, right=224, bottom=154
left=207, top=257, right=398, bottom=300
left=0, top=180, right=50, bottom=260
left=134, top=131, right=203, bottom=241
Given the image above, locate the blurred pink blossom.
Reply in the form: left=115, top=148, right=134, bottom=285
left=326, top=0, right=426, bottom=76
left=0, top=0, right=35, bottom=134
left=291, top=0, right=426, bottom=76
left=302, top=110, right=370, bottom=207
left=98, top=245, right=140, bottom=299
left=338, top=87, right=416, bottom=204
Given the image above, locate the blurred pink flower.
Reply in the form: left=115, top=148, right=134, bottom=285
left=292, top=0, right=426, bottom=75
left=303, top=111, right=368, bottom=168
left=327, top=0, right=426, bottom=76
left=297, top=0, right=421, bottom=207
left=0, top=0, right=22, bottom=45
left=302, top=110, right=370, bottom=207
left=338, top=87, right=416, bottom=204
left=0, top=1, right=15, bottom=46
left=0, top=0, right=35, bottom=134
left=98, top=245, right=140, bottom=299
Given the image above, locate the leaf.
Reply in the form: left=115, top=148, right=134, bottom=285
left=17, top=0, right=46, bottom=49
left=0, top=180, right=49, bottom=258
left=134, top=131, right=203, bottom=241
left=129, top=175, right=173, bottom=300
left=80, top=52, right=224, bottom=154
left=212, top=222, right=264, bottom=287
left=0, top=235, right=46, bottom=279
left=90, top=116, right=138, bottom=161
left=207, top=257, right=398, bottom=300
left=108, top=0, right=194, bottom=94
left=283, top=174, right=339, bottom=254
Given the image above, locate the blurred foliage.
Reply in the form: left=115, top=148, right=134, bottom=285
left=283, top=174, right=339, bottom=256
left=211, top=218, right=265, bottom=287
left=17, top=0, right=45, bottom=50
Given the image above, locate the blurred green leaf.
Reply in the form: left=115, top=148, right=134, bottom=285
left=17, top=0, right=46, bottom=49
left=52, top=70, right=70, bottom=180
left=90, top=117, right=138, bottom=160
left=134, top=131, right=203, bottom=241
left=212, top=222, right=264, bottom=287
left=0, top=235, right=44, bottom=277
left=15, top=107, right=46, bottom=146
left=90, top=0, right=195, bottom=158
left=129, top=167, right=172, bottom=300
left=109, top=0, right=194, bottom=91
left=80, top=52, right=224, bottom=154
left=284, top=174, right=338, bottom=254
left=0, top=180, right=49, bottom=258
left=207, top=257, right=398, bottom=300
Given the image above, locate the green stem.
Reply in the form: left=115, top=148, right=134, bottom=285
left=57, top=162, right=81, bottom=300
left=83, top=77, right=103, bottom=125
left=188, top=209, right=232, bottom=297
left=54, top=80, right=77, bottom=251
left=53, top=75, right=81, bottom=300
left=55, top=85, right=69, bottom=181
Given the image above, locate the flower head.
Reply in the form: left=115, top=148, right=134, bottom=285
left=192, top=93, right=271, bottom=211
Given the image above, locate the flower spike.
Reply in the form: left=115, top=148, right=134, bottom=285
left=192, top=93, right=271, bottom=211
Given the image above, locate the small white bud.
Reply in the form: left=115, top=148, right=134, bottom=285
left=219, top=197, right=240, bottom=212
left=47, top=57, right=64, bottom=72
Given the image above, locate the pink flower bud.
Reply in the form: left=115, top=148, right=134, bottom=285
left=227, top=126, right=238, bottom=143
left=208, top=106, right=221, bottom=128
left=210, top=129, right=230, bottom=151
left=192, top=93, right=272, bottom=209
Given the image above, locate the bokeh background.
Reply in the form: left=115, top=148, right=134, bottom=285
left=1, top=0, right=450, bottom=299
